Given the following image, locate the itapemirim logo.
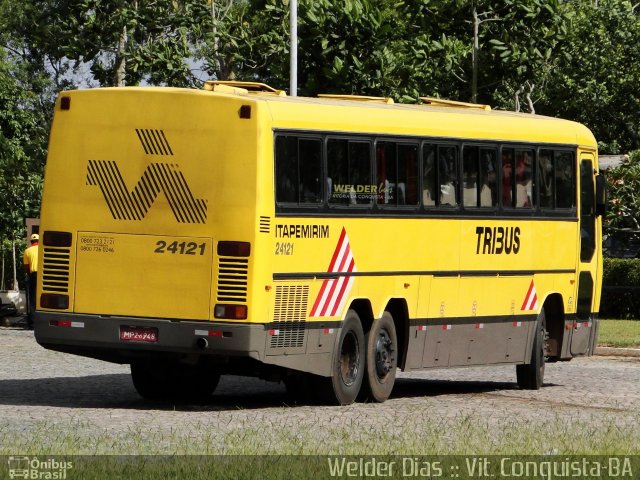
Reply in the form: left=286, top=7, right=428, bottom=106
left=7, top=456, right=73, bottom=479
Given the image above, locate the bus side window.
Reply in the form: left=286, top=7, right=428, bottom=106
left=539, top=149, right=554, bottom=209
left=376, top=142, right=397, bottom=205
left=439, top=145, right=458, bottom=207
left=298, top=139, right=322, bottom=204
left=328, top=139, right=372, bottom=205
left=462, top=146, right=479, bottom=207
left=422, top=144, right=436, bottom=207
left=398, top=144, right=419, bottom=206
left=275, top=136, right=298, bottom=203
left=349, top=141, right=372, bottom=205
left=275, top=136, right=322, bottom=205
left=480, top=148, right=498, bottom=207
left=556, top=151, right=575, bottom=209
left=501, top=148, right=515, bottom=208
left=328, top=139, right=349, bottom=205
left=463, top=146, right=497, bottom=208
left=515, top=149, right=534, bottom=208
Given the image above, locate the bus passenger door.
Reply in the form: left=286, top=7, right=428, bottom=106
left=572, top=154, right=598, bottom=355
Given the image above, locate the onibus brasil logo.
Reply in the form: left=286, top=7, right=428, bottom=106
left=7, top=457, right=73, bottom=479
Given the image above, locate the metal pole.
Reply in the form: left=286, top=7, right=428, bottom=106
left=290, top=0, right=297, bottom=96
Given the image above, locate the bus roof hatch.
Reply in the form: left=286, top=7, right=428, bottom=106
left=419, top=97, right=491, bottom=110
left=204, top=81, right=286, bottom=96
left=317, top=94, right=394, bottom=104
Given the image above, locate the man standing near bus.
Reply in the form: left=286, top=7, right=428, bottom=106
left=23, top=233, right=39, bottom=329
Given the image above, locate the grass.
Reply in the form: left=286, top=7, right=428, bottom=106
left=1, top=414, right=639, bottom=479
left=2, top=412, right=639, bottom=456
left=0, top=409, right=634, bottom=479
left=598, top=319, right=640, bottom=348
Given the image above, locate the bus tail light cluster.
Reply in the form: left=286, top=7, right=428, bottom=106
left=40, top=293, right=70, bottom=310
left=214, top=304, right=247, bottom=320
left=215, top=240, right=249, bottom=320
left=41, top=230, right=73, bottom=310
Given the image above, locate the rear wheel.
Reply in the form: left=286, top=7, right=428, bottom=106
left=360, top=312, right=397, bottom=402
left=317, top=309, right=365, bottom=405
left=516, top=309, right=547, bottom=390
left=131, top=360, right=220, bottom=401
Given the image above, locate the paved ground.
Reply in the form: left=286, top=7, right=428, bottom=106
left=1, top=324, right=639, bottom=455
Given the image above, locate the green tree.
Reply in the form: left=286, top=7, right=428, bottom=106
left=545, top=0, right=640, bottom=153
left=471, top=0, right=571, bottom=111
left=605, top=151, right=640, bottom=230
left=0, top=48, right=49, bottom=285
left=5, top=0, right=200, bottom=87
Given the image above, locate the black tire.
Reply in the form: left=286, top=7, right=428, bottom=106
left=131, top=361, right=220, bottom=401
left=319, top=309, right=365, bottom=405
left=360, top=311, right=397, bottom=402
left=516, top=309, right=547, bottom=390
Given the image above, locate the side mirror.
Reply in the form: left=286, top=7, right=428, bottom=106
left=595, top=173, right=607, bottom=217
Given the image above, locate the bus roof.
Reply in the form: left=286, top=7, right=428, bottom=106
left=63, top=85, right=597, bottom=148
left=256, top=94, right=596, bottom=148
left=201, top=82, right=595, bottom=148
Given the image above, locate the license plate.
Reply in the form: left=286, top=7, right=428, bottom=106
left=119, top=326, right=158, bottom=343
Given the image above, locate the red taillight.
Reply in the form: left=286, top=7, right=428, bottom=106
left=60, top=96, right=71, bottom=110
left=50, top=320, right=72, bottom=327
left=40, top=294, right=69, bottom=310
left=49, top=319, right=85, bottom=328
left=214, top=304, right=247, bottom=320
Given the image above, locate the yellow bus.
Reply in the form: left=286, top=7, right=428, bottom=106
left=34, top=81, right=606, bottom=405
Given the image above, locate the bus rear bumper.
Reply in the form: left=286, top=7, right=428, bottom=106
left=33, top=311, right=335, bottom=376
left=34, top=311, right=267, bottom=364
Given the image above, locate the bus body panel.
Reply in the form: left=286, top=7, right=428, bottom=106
left=38, top=89, right=264, bottom=322
left=35, top=86, right=602, bottom=393
left=75, top=232, right=213, bottom=319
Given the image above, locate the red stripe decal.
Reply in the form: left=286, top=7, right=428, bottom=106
left=521, top=280, right=535, bottom=311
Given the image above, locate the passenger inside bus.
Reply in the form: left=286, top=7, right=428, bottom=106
left=422, top=146, right=436, bottom=206
left=439, top=147, right=458, bottom=206
left=502, top=150, right=514, bottom=207
left=516, top=151, right=533, bottom=208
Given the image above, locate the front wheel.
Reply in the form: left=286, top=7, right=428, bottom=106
left=516, top=309, right=547, bottom=390
left=360, top=311, right=397, bottom=402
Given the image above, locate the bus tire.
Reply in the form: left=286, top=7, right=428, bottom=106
left=516, top=309, right=547, bottom=390
left=360, top=311, right=397, bottom=402
left=131, top=361, right=220, bottom=401
left=321, top=309, right=365, bottom=405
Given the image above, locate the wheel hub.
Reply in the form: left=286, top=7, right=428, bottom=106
left=374, top=330, right=394, bottom=378
left=340, top=331, right=360, bottom=386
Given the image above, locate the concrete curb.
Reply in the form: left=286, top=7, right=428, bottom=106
left=595, top=346, right=640, bottom=357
